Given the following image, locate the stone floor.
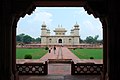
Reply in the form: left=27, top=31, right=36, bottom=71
left=19, top=75, right=101, bottom=80
left=48, top=63, right=71, bottom=75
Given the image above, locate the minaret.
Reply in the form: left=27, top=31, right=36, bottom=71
left=47, top=29, right=50, bottom=36
left=70, top=27, right=74, bottom=36
left=41, top=22, right=47, bottom=36
left=73, top=22, right=80, bottom=36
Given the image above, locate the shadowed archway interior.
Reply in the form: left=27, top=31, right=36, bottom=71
left=58, top=39, right=62, bottom=43
left=2, top=0, right=120, bottom=80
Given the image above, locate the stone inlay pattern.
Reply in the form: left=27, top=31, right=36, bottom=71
left=71, top=62, right=103, bottom=75
left=16, top=62, right=47, bottom=75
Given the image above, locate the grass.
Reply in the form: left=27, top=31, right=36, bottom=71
left=70, top=48, right=103, bottom=59
left=16, top=48, right=48, bottom=59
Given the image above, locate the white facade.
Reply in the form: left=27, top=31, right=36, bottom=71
left=41, top=23, right=80, bottom=46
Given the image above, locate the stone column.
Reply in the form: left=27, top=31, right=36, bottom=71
left=107, top=1, right=120, bottom=79
left=1, top=0, right=15, bottom=79
left=107, top=17, right=120, bottom=80
left=0, top=17, right=14, bottom=80
left=101, top=18, right=108, bottom=80
left=12, top=23, right=19, bottom=80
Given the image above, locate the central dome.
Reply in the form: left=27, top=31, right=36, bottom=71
left=54, top=25, right=67, bottom=32
left=54, top=27, right=67, bottom=32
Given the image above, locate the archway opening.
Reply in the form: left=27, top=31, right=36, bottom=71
left=58, top=39, right=62, bottom=43
left=16, top=7, right=103, bottom=61
left=15, top=6, right=103, bottom=79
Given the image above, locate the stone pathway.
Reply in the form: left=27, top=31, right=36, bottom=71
left=39, top=46, right=103, bottom=64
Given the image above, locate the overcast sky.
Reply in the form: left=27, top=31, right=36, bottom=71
left=17, top=7, right=103, bottom=40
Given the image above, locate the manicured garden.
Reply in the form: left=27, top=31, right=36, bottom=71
left=70, top=48, right=103, bottom=59
left=16, top=48, right=48, bottom=59
left=16, top=47, right=103, bottom=59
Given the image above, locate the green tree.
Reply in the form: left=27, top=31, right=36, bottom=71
left=16, top=33, right=42, bottom=43
left=80, top=37, right=84, bottom=43
left=85, top=36, right=94, bottom=44
left=93, top=35, right=99, bottom=43
left=16, top=35, right=21, bottom=42
left=84, top=35, right=101, bottom=44
left=94, top=35, right=99, bottom=40
left=16, top=33, right=25, bottom=42
left=31, top=38, right=35, bottom=42
left=23, top=35, right=32, bottom=44
left=35, top=37, right=41, bottom=43
left=19, top=33, right=25, bottom=42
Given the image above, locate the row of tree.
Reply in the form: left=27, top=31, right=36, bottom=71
left=16, top=33, right=41, bottom=44
left=16, top=33, right=102, bottom=44
left=80, top=35, right=103, bottom=44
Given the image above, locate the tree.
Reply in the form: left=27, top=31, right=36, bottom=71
left=96, top=39, right=103, bottom=44
left=35, top=37, right=41, bottom=43
left=84, top=35, right=102, bottom=44
left=16, top=33, right=42, bottom=44
left=93, top=35, right=99, bottom=43
left=31, top=38, right=35, bottom=42
left=16, top=35, right=21, bottom=42
left=85, top=36, right=94, bottom=44
left=16, top=33, right=25, bottom=42
left=94, top=35, right=99, bottom=40
left=23, top=35, right=32, bottom=44
left=79, top=37, right=84, bottom=43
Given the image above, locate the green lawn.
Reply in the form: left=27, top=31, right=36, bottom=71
left=70, top=48, right=103, bottom=59
left=16, top=48, right=48, bottom=59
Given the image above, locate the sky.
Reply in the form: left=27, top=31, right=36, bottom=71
left=17, top=7, right=103, bottom=40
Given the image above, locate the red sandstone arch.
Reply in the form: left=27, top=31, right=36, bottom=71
left=1, top=0, right=109, bottom=80
left=13, top=1, right=107, bottom=80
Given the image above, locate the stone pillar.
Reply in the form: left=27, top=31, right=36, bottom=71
left=12, top=24, right=19, bottom=80
left=108, top=17, right=120, bottom=80
left=107, top=1, right=120, bottom=79
left=0, top=18, right=14, bottom=80
left=101, top=18, right=108, bottom=80
left=1, top=0, right=15, bottom=79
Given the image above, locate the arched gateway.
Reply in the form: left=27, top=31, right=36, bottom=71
left=1, top=0, right=120, bottom=80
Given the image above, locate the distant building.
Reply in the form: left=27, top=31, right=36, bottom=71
left=40, top=22, right=80, bottom=46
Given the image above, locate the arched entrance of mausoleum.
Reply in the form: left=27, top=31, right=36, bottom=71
left=58, top=39, right=62, bottom=43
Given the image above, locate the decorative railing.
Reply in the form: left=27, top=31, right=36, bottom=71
left=71, top=61, right=103, bottom=75
left=16, top=61, right=48, bottom=75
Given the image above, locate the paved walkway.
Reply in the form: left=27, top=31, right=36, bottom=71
left=39, top=46, right=102, bottom=64
left=39, top=46, right=80, bottom=62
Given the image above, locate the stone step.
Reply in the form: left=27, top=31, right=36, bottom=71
left=48, top=59, right=72, bottom=63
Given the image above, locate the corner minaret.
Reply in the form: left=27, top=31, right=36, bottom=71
left=47, top=29, right=50, bottom=36
left=70, top=27, right=74, bottom=36
left=41, top=22, right=47, bottom=36
left=73, top=22, right=80, bottom=36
